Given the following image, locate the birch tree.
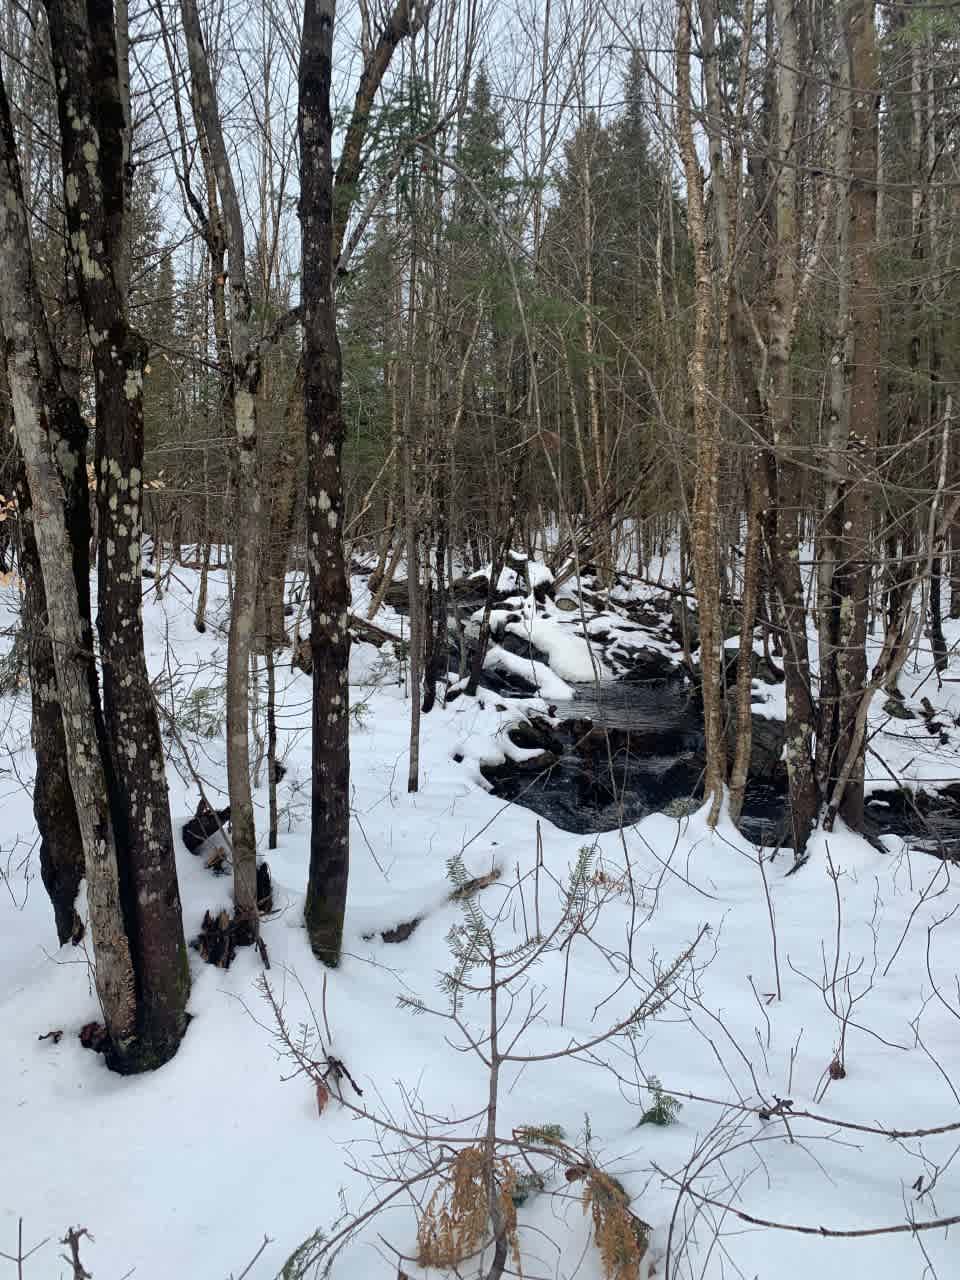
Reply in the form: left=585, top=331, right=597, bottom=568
left=180, top=0, right=265, bottom=938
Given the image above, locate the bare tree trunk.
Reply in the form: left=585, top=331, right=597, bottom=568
left=266, top=637, right=279, bottom=850
left=15, top=451, right=85, bottom=945
left=262, top=372, right=305, bottom=652
left=677, top=0, right=726, bottom=822
left=0, top=65, right=138, bottom=1053
left=4, top=320, right=86, bottom=948
left=300, top=0, right=352, bottom=964
left=194, top=450, right=211, bottom=633
left=950, top=519, right=960, bottom=619
left=403, top=239, right=422, bottom=788
left=815, top=52, right=852, bottom=794
left=765, top=0, right=819, bottom=852
left=832, top=0, right=880, bottom=831
left=423, top=472, right=448, bottom=713
left=45, top=0, right=190, bottom=1068
left=727, top=455, right=765, bottom=821
left=298, top=0, right=419, bottom=963
left=263, top=0, right=423, bottom=656
left=181, top=0, right=264, bottom=935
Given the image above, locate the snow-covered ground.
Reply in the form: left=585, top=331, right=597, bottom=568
left=1, top=562, right=958, bottom=1279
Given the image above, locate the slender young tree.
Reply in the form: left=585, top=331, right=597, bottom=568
left=676, top=0, right=726, bottom=822
left=299, top=0, right=422, bottom=963
left=830, top=0, right=881, bottom=829
left=180, top=0, right=265, bottom=938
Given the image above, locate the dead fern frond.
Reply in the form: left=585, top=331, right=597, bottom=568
left=417, top=1146, right=521, bottom=1272
left=583, top=1170, right=649, bottom=1280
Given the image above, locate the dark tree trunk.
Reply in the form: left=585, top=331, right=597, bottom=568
left=299, top=0, right=352, bottom=964
left=46, top=0, right=189, bottom=1070
left=15, top=455, right=85, bottom=946
left=0, top=62, right=138, bottom=1055
left=297, top=0, right=418, bottom=960
left=6, top=369, right=91, bottom=946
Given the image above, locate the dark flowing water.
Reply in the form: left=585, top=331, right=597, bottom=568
left=481, top=680, right=960, bottom=856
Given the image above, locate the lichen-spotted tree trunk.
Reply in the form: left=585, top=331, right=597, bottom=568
left=44, top=0, right=189, bottom=1069
left=299, top=0, right=351, bottom=963
left=0, top=65, right=139, bottom=1056
left=265, top=0, right=422, bottom=668
left=298, top=0, right=420, bottom=963
left=181, top=0, right=262, bottom=936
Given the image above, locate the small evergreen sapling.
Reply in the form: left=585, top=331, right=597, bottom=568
left=638, top=1076, right=682, bottom=1127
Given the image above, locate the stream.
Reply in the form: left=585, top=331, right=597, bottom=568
left=480, top=678, right=960, bottom=856
left=372, top=568, right=960, bottom=855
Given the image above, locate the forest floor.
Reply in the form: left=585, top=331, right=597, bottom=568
left=1, top=560, right=958, bottom=1280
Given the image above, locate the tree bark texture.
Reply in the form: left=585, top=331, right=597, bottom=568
left=16, top=454, right=86, bottom=945
left=676, top=0, right=726, bottom=822
left=765, top=0, right=819, bottom=852
left=45, top=0, right=190, bottom=1069
left=300, top=0, right=352, bottom=964
left=181, top=0, right=262, bottom=934
left=0, top=62, right=139, bottom=1052
left=833, top=0, right=880, bottom=829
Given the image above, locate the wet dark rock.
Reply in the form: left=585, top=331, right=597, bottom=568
left=483, top=682, right=960, bottom=856
left=508, top=716, right=565, bottom=754
left=182, top=799, right=231, bottom=855
left=385, top=575, right=504, bottom=614
left=882, top=697, right=915, bottom=720
left=723, top=647, right=785, bottom=687
left=483, top=750, right=559, bottom=782
left=192, top=909, right=238, bottom=968
left=481, top=678, right=791, bottom=839
left=497, top=629, right=551, bottom=666
left=613, top=646, right=682, bottom=683
left=379, top=917, right=422, bottom=943
left=619, top=602, right=674, bottom=633
left=727, top=715, right=785, bottom=782
left=477, top=656, right=539, bottom=697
